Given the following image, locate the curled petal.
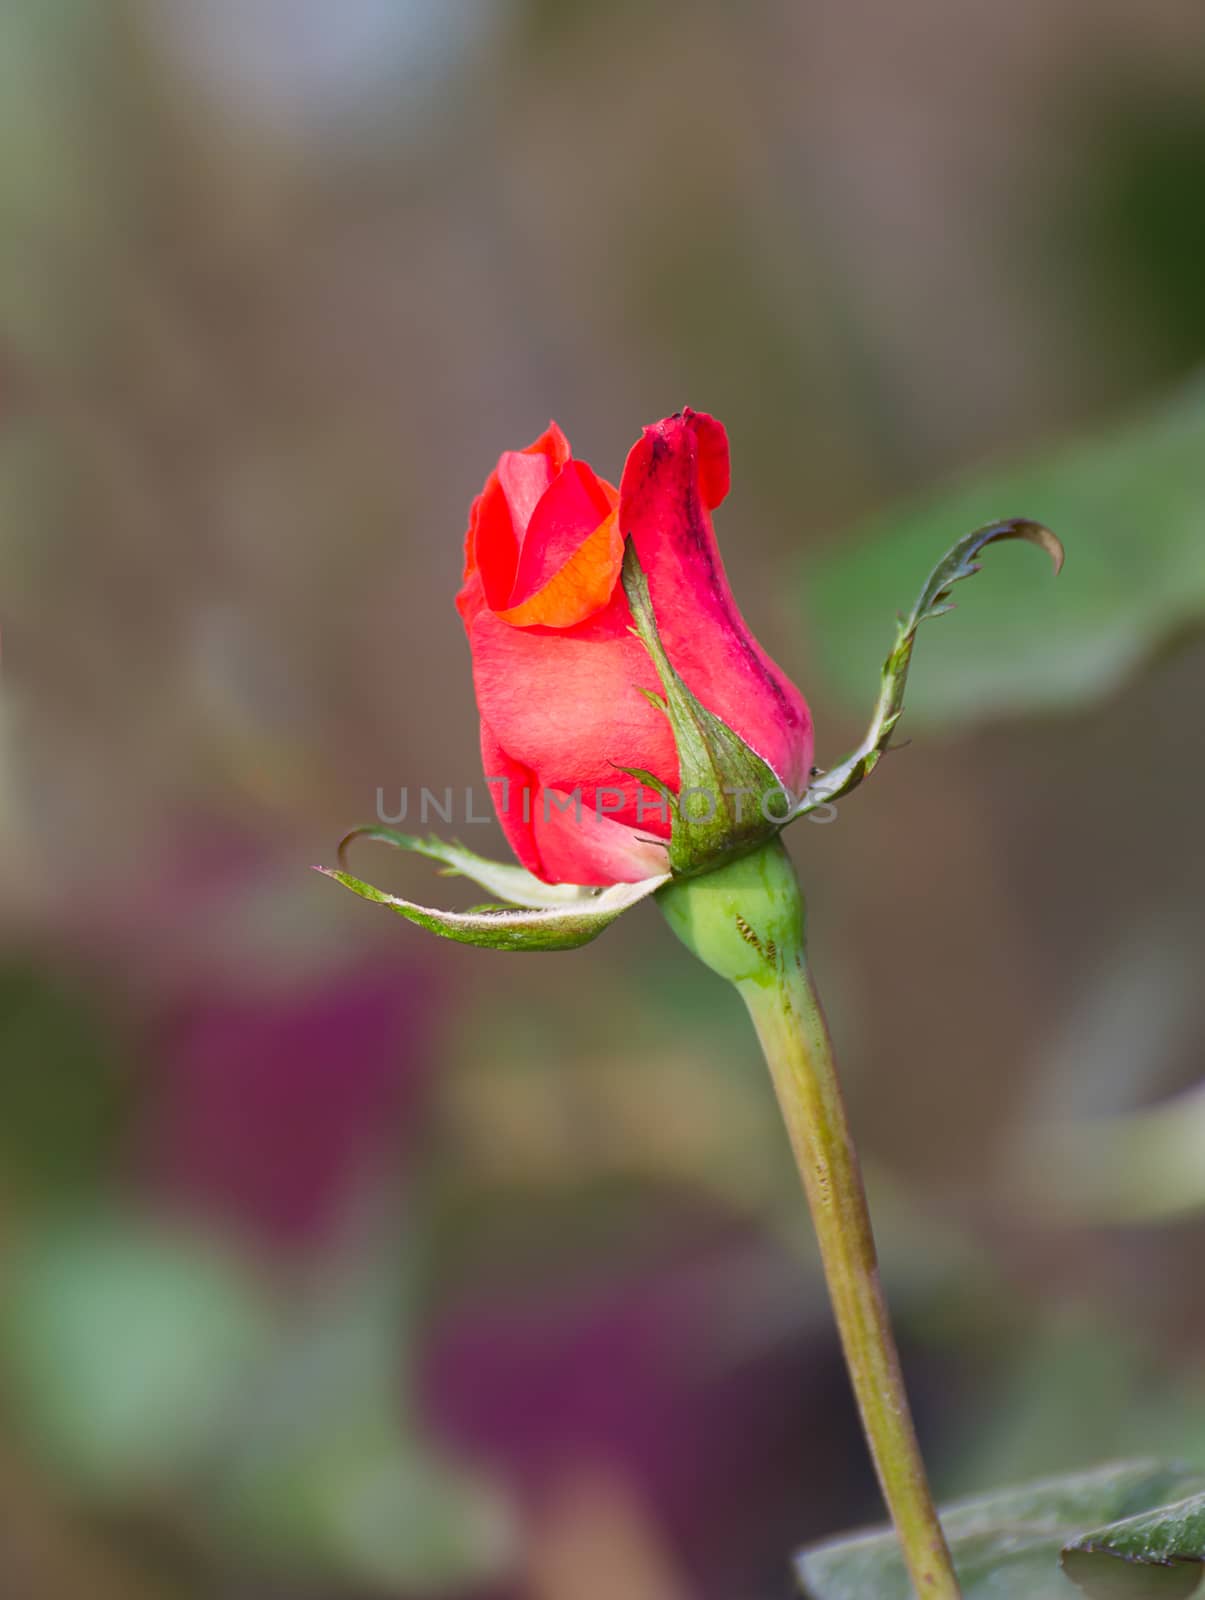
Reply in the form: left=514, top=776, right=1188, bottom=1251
left=464, top=422, right=574, bottom=611
left=497, top=461, right=622, bottom=627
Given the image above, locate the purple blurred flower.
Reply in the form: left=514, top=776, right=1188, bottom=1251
left=138, top=966, right=436, bottom=1249
left=426, top=1245, right=871, bottom=1598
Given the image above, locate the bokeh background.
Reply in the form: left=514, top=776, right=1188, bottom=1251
left=2, top=2, right=1205, bottom=1597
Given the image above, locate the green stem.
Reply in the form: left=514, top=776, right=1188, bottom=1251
left=743, top=961, right=958, bottom=1598
left=659, top=838, right=960, bottom=1600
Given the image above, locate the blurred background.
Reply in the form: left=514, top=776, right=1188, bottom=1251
left=2, top=2, right=1205, bottom=1596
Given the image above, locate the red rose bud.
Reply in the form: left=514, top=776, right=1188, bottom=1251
left=456, top=410, right=814, bottom=886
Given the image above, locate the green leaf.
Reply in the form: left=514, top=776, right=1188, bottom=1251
left=1016, top=1080, right=1205, bottom=1228
left=621, top=539, right=787, bottom=873
left=1065, top=1493, right=1205, bottom=1597
left=806, top=377, right=1205, bottom=728
left=336, top=827, right=598, bottom=909
left=225, top=1434, right=513, bottom=1594
left=796, top=1460, right=1205, bottom=1600
left=0, top=1216, right=273, bottom=1494
left=216, top=1254, right=516, bottom=1593
left=317, top=864, right=668, bottom=951
left=795, top=517, right=1062, bottom=816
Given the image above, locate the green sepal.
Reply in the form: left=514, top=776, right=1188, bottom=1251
left=316, top=862, right=668, bottom=952
left=335, top=827, right=596, bottom=910
left=621, top=540, right=785, bottom=875
left=613, top=765, right=676, bottom=820
left=792, top=517, right=1064, bottom=818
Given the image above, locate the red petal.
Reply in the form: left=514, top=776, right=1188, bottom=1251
left=478, top=718, right=543, bottom=879
left=470, top=474, right=521, bottom=613
left=496, top=421, right=572, bottom=533
left=499, top=460, right=622, bottom=627
left=481, top=721, right=670, bottom=886
left=619, top=409, right=813, bottom=795
left=532, top=793, right=670, bottom=885
left=463, top=422, right=574, bottom=612
left=468, top=589, right=678, bottom=829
